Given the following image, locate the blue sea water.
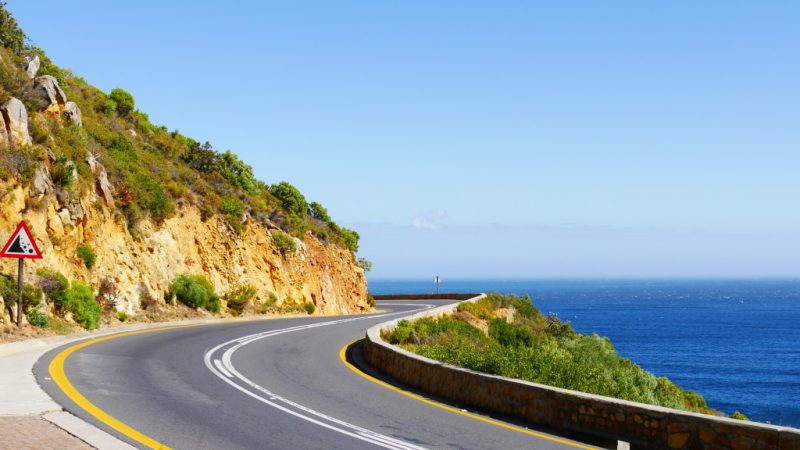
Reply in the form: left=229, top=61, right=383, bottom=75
left=368, top=279, right=800, bottom=428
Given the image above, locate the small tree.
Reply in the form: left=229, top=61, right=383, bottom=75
left=357, top=257, right=372, bottom=272
left=270, top=181, right=308, bottom=217
left=340, top=228, right=360, bottom=253
left=308, top=202, right=331, bottom=223
left=109, top=88, right=135, bottom=116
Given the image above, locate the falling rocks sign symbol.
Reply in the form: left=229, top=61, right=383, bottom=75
left=0, top=221, right=43, bottom=259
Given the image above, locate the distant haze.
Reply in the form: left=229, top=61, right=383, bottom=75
left=357, top=223, right=800, bottom=279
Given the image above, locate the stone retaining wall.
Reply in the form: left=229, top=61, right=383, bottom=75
left=363, top=295, right=800, bottom=450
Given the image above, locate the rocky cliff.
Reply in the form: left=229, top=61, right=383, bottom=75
left=0, top=174, right=369, bottom=322
left=0, top=7, right=370, bottom=330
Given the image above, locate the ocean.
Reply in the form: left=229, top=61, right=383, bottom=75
left=368, top=279, right=800, bottom=428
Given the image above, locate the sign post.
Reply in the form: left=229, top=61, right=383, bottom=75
left=0, top=221, right=43, bottom=327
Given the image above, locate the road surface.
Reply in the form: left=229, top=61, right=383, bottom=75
left=34, top=300, right=599, bottom=450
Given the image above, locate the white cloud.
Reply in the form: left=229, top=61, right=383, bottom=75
left=412, top=209, right=448, bottom=230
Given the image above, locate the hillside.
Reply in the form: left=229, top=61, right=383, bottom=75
left=0, top=5, right=370, bottom=335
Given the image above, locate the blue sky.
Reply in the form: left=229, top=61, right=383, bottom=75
left=9, top=1, right=799, bottom=278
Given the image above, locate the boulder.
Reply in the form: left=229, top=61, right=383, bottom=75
left=0, top=108, right=7, bottom=147
left=0, top=97, right=32, bottom=147
left=30, top=164, right=54, bottom=197
left=24, top=55, right=40, bottom=78
left=34, top=75, right=67, bottom=113
left=63, top=101, right=82, bottom=126
left=86, top=154, right=114, bottom=205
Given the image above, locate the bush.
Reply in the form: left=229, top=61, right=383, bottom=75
left=77, top=244, right=96, bottom=269
left=488, top=318, right=535, bottom=347
left=63, top=282, right=101, bottom=330
left=270, top=182, right=308, bottom=217
left=272, top=232, right=297, bottom=253
left=220, top=197, right=244, bottom=217
left=730, top=411, right=749, bottom=421
left=224, top=285, right=255, bottom=316
left=308, top=202, right=331, bottom=223
left=357, top=257, right=372, bottom=272
left=218, top=151, right=257, bottom=194
left=303, top=302, right=316, bottom=315
left=340, top=228, right=360, bottom=253
left=27, top=310, right=49, bottom=327
left=0, top=275, right=42, bottom=313
left=256, top=292, right=279, bottom=314
left=51, top=154, right=75, bottom=187
left=0, top=3, right=27, bottom=55
left=366, top=294, right=376, bottom=308
left=167, top=274, right=219, bottom=312
left=36, top=269, right=69, bottom=308
left=109, top=88, right=135, bottom=116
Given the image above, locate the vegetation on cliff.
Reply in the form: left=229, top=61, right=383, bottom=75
left=384, top=294, right=729, bottom=416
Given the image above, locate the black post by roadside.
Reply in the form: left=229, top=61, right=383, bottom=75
left=17, top=258, right=23, bottom=327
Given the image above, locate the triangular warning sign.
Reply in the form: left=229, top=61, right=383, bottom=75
left=0, top=221, right=43, bottom=259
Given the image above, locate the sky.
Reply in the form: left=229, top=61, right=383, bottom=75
left=8, top=1, right=799, bottom=278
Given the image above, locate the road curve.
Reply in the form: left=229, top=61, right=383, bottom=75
left=34, top=301, right=599, bottom=450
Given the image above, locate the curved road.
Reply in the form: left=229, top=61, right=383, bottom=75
left=34, top=301, right=599, bottom=450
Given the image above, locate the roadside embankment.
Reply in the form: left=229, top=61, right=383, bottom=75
left=363, top=294, right=800, bottom=450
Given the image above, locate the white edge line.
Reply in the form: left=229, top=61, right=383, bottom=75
left=203, top=305, right=437, bottom=450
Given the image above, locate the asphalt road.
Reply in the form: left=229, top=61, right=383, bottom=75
left=34, top=301, right=600, bottom=450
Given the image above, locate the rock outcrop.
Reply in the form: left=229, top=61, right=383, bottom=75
left=34, top=75, right=67, bottom=114
left=0, top=97, right=32, bottom=148
left=0, top=177, right=369, bottom=317
left=0, top=107, right=6, bottom=146
left=86, top=154, right=113, bottom=205
left=63, top=101, right=81, bottom=126
left=30, top=164, right=54, bottom=198
left=24, top=55, right=40, bottom=78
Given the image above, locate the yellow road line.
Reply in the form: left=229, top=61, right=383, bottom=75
left=339, top=340, right=596, bottom=450
left=48, top=326, right=205, bottom=450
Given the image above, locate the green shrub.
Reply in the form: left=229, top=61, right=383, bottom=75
left=272, top=232, right=297, bottom=253
left=340, top=228, right=360, bottom=253
left=308, top=202, right=331, bottom=223
left=77, top=244, right=96, bottom=269
left=730, top=411, right=749, bottom=421
left=51, top=154, right=75, bottom=187
left=109, top=88, right=135, bottom=116
left=218, top=151, right=258, bottom=194
left=167, top=274, right=219, bottom=312
left=0, top=3, right=27, bottom=54
left=224, top=285, right=255, bottom=316
left=206, top=296, right=221, bottom=313
left=366, top=294, right=376, bottom=308
left=357, top=257, right=372, bottom=272
left=0, top=275, right=42, bottom=313
left=256, top=292, right=279, bottom=314
left=116, top=311, right=130, bottom=322
left=488, top=318, right=535, bottom=348
left=63, top=282, right=101, bottom=330
left=27, top=310, right=49, bottom=327
left=303, top=302, right=316, bottom=315
left=36, top=269, right=69, bottom=308
left=270, top=182, right=308, bottom=217
left=220, top=197, right=244, bottom=216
